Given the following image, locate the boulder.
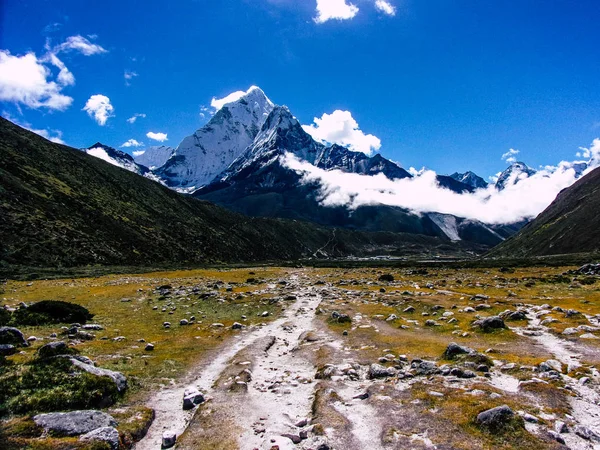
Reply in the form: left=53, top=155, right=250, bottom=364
left=442, top=343, right=474, bottom=359
left=473, top=316, right=506, bottom=332
left=0, top=326, right=28, bottom=347
left=70, top=358, right=127, bottom=392
left=476, top=405, right=515, bottom=430
left=33, top=410, right=117, bottom=436
left=80, top=426, right=120, bottom=450
left=411, top=360, right=440, bottom=376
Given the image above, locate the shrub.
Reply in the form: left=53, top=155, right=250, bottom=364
left=0, top=358, right=119, bottom=417
left=11, top=300, right=93, bottom=326
left=0, top=308, right=11, bottom=326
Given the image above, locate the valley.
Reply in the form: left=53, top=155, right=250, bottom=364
left=3, top=265, right=600, bottom=449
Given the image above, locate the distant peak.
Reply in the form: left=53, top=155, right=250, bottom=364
left=211, top=85, right=274, bottom=111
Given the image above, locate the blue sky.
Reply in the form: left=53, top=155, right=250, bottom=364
left=1, top=0, right=599, bottom=178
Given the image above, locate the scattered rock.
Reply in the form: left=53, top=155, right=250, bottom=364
left=232, top=322, right=243, bottom=330
left=162, top=431, right=177, bottom=448
left=80, top=426, right=120, bottom=450
left=476, top=405, right=515, bottom=430
left=368, top=363, right=397, bottom=379
left=574, top=425, right=600, bottom=441
left=70, top=358, right=127, bottom=392
left=378, top=274, right=394, bottom=282
left=145, top=343, right=155, bottom=351
left=0, top=326, right=28, bottom=347
left=442, top=342, right=474, bottom=359
left=473, top=316, right=506, bottom=332
left=182, top=387, right=205, bottom=410
left=281, top=433, right=302, bottom=444
left=34, top=410, right=117, bottom=436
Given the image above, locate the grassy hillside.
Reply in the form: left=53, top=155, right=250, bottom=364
left=0, top=117, right=481, bottom=268
left=488, top=166, right=600, bottom=258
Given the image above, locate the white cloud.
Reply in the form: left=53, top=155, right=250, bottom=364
left=374, top=0, right=396, bottom=16
left=281, top=138, right=600, bottom=225
left=83, top=94, right=114, bottom=126
left=302, top=110, right=381, bottom=155
left=127, top=113, right=146, bottom=124
left=146, top=131, right=168, bottom=142
left=132, top=150, right=145, bottom=157
left=120, top=139, right=143, bottom=148
left=314, top=0, right=359, bottom=23
left=501, top=148, right=520, bottom=164
left=124, top=70, right=138, bottom=86
left=55, top=35, right=107, bottom=56
left=0, top=50, right=73, bottom=110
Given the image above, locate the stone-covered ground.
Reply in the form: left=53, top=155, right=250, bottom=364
left=2, top=266, right=600, bottom=449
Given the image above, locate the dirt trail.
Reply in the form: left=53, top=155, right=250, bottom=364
left=135, top=274, right=329, bottom=450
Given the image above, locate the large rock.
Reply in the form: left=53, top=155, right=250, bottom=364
left=80, top=426, right=120, bottom=450
left=38, top=341, right=74, bottom=358
left=476, top=405, right=515, bottom=430
left=0, top=326, right=28, bottom=347
left=367, top=363, right=397, bottom=379
left=442, top=342, right=474, bottom=359
left=33, top=410, right=117, bottom=436
left=473, top=316, right=506, bottom=332
left=70, top=358, right=127, bottom=392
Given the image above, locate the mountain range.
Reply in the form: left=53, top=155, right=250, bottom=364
left=0, top=116, right=485, bottom=268
left=84, top=87, right=534, bottom=246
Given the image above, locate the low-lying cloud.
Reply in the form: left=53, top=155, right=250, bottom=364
left=282, top=138, right=600, bottom=225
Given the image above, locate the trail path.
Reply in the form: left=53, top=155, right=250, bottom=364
left=135, top=274, right=328, bottom=450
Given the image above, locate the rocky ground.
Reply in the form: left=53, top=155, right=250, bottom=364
left=3, top=266, right=600, bottom=449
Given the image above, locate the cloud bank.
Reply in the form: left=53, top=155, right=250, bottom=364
left=375, top=0, right=396, bottom=16
left=282, top=138, right=600, bottom=225
left=302, top=110, right=381, bottom=155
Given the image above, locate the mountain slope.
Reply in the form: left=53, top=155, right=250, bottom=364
left=134, top=145, right=175, bottom=169
left=488, top=166, right=600, bottom=257
left=0, top=117, right=482, bottom=267
left=155, top=86, right=275, bottom=191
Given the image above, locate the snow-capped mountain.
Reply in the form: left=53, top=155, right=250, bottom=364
left=155, top=86, right=275, bottom=191
left=192, top=99, right=515, bottom=246
left=495, top=161, right=536, bottom=190
left=82, top=143, right=149, bottom=175
left=134, top=145, right=175, bottom=169
left=450, top=171, right=488, bottom=189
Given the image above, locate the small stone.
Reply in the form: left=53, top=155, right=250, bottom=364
left=554, top=420, right=568, bottom=434
left=547, top=431, right=565, bottom=444
left=145, top=343, right=155, bottom=351
left=182, top=387, right=205, bottom=410
left=180, top=319, right=189, bottom=326
left=163, top=322, right=171, bottom=328
left=162, top=431, right=177, bottom=448
left=232, top=322, right=243, bottom=330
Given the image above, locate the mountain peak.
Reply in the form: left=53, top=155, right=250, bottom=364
left=495, top=161, right=536, bottom=190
